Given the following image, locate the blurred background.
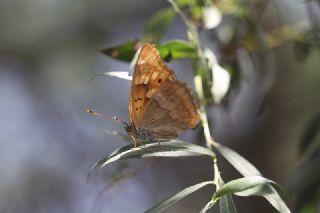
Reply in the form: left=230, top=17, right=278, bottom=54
left=0, top=0, right=319, bottom=213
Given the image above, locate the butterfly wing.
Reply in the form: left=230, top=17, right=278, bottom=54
left=140, top=81, right=200, bottom=138
left=129, top=43, right=176, bottom=128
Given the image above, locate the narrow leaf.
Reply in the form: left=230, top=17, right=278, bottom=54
left=156, top=40, right=197, bottom=61
left=143, top=7, right=175, bottom=42
left=235, top=185, right=291, bottom=213
left=213, top=142, right=291, bottom=213
left=144, top=181, right=214, bottom=213
left=214, top=176, right=274, bottom=199
left=87, top=71, right=132, bottom=82
left=218, top=178, right=238, bottom=213
left=101, top=40, right=141, bottom=62
left=212, top=142, right=261, bottom=177
left=91, top=140, right=216, bottom=172
left=199, top=200, right=214, bottom=213
left=219, top=194, right=238, bottom=213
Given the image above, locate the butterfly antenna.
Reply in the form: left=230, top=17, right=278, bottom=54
left=85, top=109, right=130, bottom=129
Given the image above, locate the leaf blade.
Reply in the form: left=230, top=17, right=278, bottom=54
left=156, top=40, right=197, bottom=61
left=144, top=181, right=214, bottom=213
left=101, top=40, right=140, bottom=62
left=213, top=142, right=291, bottom=213
left=214, top=176, right=274, bottom=199
left=143, top=7, right=175, bottom=42
left=91, top=140, right=216, bottom=172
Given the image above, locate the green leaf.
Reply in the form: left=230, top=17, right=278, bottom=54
left=218, top=178, right=238, bottom=213
left=143, top=7, right=175, bottom=42
left=101, top=40, right=140, bottom=62
left=156, top=40, right=197, bottom=61
left=90, top=140, right=216, bottom=173
left=213, top=142, right=291, bottom=213
left=101, top=40, right=196, bottom=63
left=144, top=181, right=214, bottom=213
left=236, top=184, right=291, bottom=213
left=219, top=194, right=238, bottom=213
left=214, top=176, right=274, bottom=199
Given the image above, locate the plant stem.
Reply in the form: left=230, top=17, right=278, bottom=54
left=168, top=0, right=223, bottom=198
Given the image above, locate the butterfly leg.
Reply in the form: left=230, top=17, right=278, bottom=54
left=129, top=135, right=138, bottom=147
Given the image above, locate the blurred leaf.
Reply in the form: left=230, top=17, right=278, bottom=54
left=213, top=142, right=291, bottom=213
left=193, top=60, right=214, bottom=104
left=175, top=0, right=197, bottom=7
left=101, top=40, right=141, bottom=62
left=213, top=176, right=275, bottom=199
left=156, top=40, right=197, bottom=61
left=285, top=119, right=320, bottom=213
left=143, top=7, right=175, bottom=42
left=203, top=48, right=230, bottom=103
left=285, top=146, right=320, bottom=195
left=87, top=71, right=132, bottom=83
left=294, top=29, right=320, bottom=61
left=216, top=1, right=250, bottom=18
left=300, top=112, right=320, bottom=154
left=300, top=201, right=317, bottom=213
left=202, top=4, right=222, bottom=29
left=90, top=140, right=216, bottom=173
left=144, top=181, right=214, bottom=213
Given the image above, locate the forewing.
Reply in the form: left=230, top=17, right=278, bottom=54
left=129, top=43, right=176, bottom=128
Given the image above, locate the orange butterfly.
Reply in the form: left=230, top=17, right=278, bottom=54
left=125, top=43, right=200, bottom=143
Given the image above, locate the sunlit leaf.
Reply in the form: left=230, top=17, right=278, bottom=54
left=214, top=176, right=274, bottom=199
left=87, top=71, right=132, bottom=83
left=202, top=4, right=222, bottom=29
left=143, top=7, right=175, bottom=42
left=101, top=40, right=141, bottom=62
left=145, top=181, right=214, bottom=213
left=203, top=48, right=230, bottom=103
left=156, top=40, right=197, bottom=61
left=91, top=140, right=216, bottom=173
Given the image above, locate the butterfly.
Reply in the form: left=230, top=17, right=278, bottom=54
left=124, top=43, right=200, bottom=143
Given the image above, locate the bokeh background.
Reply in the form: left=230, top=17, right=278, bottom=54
left=0, top=0, right=319, bottom=213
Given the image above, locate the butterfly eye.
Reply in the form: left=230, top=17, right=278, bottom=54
left=157, top=78, right=162, bottom=83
